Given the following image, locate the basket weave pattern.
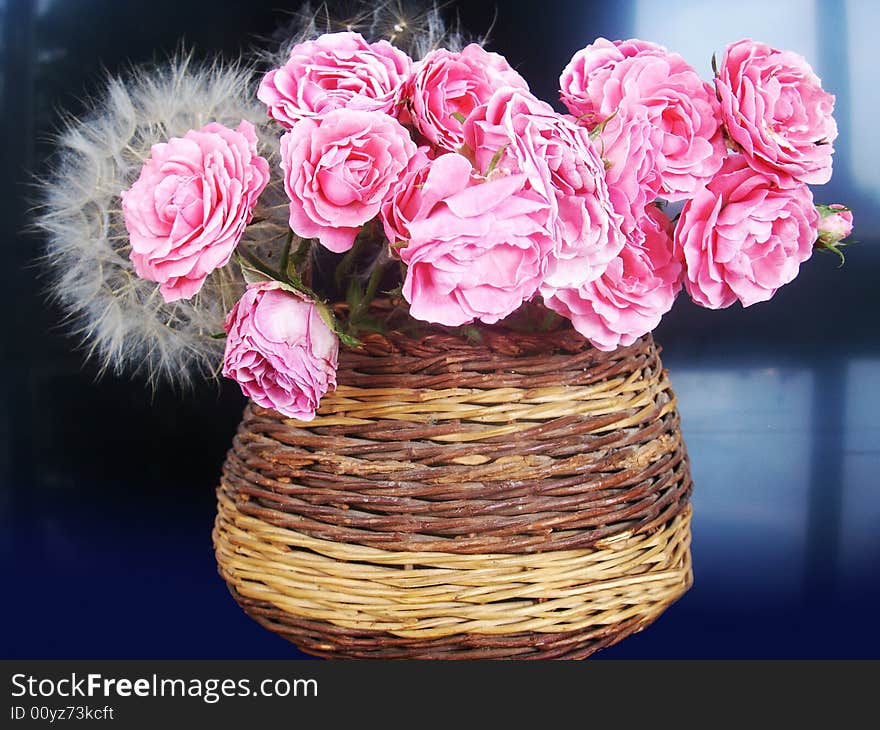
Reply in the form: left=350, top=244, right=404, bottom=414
left=214, top=329, right=694, bottom=658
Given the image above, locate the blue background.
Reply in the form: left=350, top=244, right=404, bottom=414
left=1, top=0, right=878, bottom=658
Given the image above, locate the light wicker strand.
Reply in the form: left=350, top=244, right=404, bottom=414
left=215, top=495, right=692, bottom=639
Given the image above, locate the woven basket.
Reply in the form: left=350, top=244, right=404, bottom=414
left=213, top=323, right=693, bottom=659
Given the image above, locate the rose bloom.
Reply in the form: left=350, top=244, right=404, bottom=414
left=379, top=147, right=440, bottom=246
left=674, top=154, right=819, bottom=309
left=715, top=39, right=837, bottom=184
left=121, top=120, right=269, bottom=302
left=462, top=87, right=624, bottom=289
left=223, top=282, right=338, bottom=420
left=596, top=111, right=663, bottom=234
left=406, top=44, right=528, bottom=151
left=560, top=37, right=725, bottom=201
left=281, top=108, right=418, bottom=253
left=258, top=31, right=412, bottom=128
left=399, top=153, right=553, bottom=326
left=543, top=205, right=682, bottom=351
left=817, top=204, right=853, bottom=245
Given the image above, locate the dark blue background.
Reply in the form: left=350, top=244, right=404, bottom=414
left=2, top=0, right=878, bottom=658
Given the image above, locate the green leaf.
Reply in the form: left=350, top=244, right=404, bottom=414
left=237, top=254, right=274, bottom=286
left=236, top=248, right=325, bottom=303
left=450, top=111, right=466, bottom=124
left=209, top=332, right=227, bottom=340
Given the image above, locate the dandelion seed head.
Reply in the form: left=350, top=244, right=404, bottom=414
left=260, top=1, right=469, bottom=67
left=35, top=54, right=285, bottom=388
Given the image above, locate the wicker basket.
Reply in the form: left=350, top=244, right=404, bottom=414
left=213, top=324, right=693, bottom=659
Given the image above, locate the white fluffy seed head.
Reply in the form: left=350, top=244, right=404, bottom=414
left=260, top=1, right=467, bottom=67
left=35, top=54, right=288, bottom=389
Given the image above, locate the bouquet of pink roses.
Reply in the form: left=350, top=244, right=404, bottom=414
left=40, top=6, right=852, bottom=420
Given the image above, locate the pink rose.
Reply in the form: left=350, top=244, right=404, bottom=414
left=715, top=39, right=837, bottom=184
left=121, top=121, right=269, bottom=303
left=543, top=205, right=682, bottom=351
left=281, top=108, right=418, bottom=253
left=406, top=44, right=528, bottom=151
left=596, top=111, right=663, bottom=234
left=560, top=37, right=725, bottom=201
left=674, top=154, right=819, bottom=309
left=817, top=204, right=853, bottom=245
left=258, top=31, right=412, bottom=128
left=222, top=282, right=338, bottom=420
left=399, top=153, right=553, bottom=326
left=559, top=37, right=621, bottom=121
left=463, top=87, right=623, bottom=289
left=379, top=147, right=439, bottom=246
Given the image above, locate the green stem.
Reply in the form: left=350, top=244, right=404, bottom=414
left=350, top=260, right=386, bottom=325
left=289, top=237, right=312, bottom=272
left=334, top=233, right=365, bottom=289
left=278, top=230, right=294, bottom=273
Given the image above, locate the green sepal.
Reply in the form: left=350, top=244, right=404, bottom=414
left=337, top=330, right=363, bottom=348
left=816, top=239, right=852, bottom=267
left=816, top=203, right=852, bottom=218
left=384, top=284, right=404, bottom=299
left=588, top=109, right=618, bottom=140
left=485, top=144, right=509, bottom=177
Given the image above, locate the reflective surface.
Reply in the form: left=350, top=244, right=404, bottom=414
left=2, top=0, right=878, bottom=658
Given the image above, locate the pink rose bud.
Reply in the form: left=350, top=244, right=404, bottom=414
left=817, top=204, right=853, bottom=245
left=121, top=121, right=270, bottom=302
left=258, top=31, right=412, bottom=128
left=222, top=282, right=338, bottom=420
left=280, top=108, right=419, bottom=253
left=674, top=154, right=819, bottom=309
left=715, top=39, right=837, bottom=184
